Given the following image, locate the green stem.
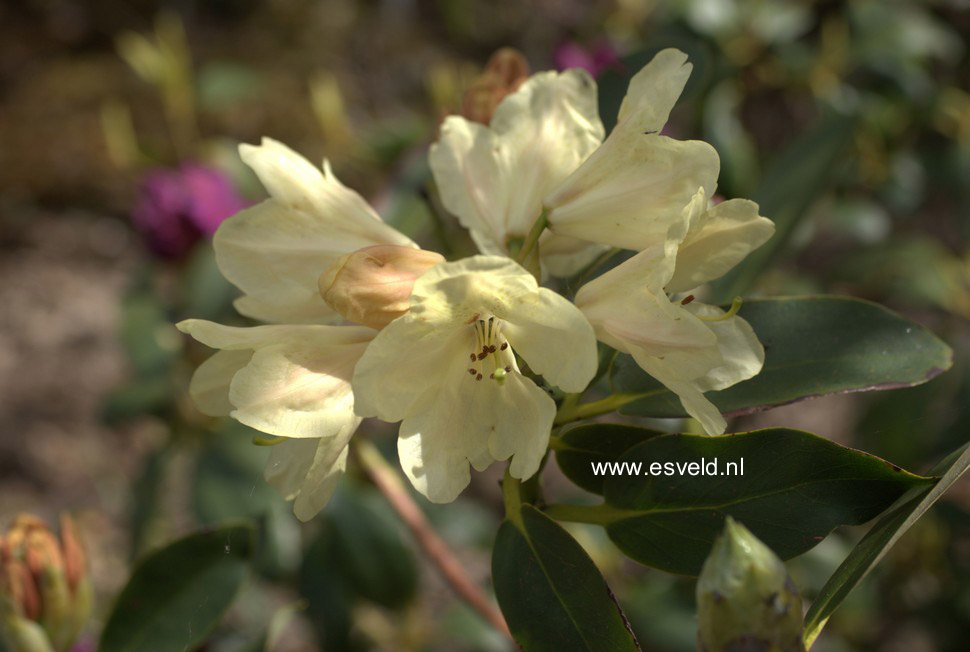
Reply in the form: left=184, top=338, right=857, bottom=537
left=553, top=392, right=652, bottom=424
left=502, top=468, right=524, bottom=529
left=543, top=503, right=629, bottom=526
left=515, top=211, right=548, bottom=265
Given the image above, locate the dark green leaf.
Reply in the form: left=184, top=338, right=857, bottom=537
left=554, top=424, right=664, bottom=495
left=299, top=522, right=361, bottom=652
left=612, top=296, right=952, bottom=419
left=555, top=428, right=932, bottom=576
left=493, top=505, right=640, bottom=651
left=802, top=442, right=970, bottom=648
left=128, top=447, right=169, bottom=561
left=99, top=523, right=255, bottom=652
left=328, top=488, right=418, bottom=609
left=708, top=111, right=857, bottom=301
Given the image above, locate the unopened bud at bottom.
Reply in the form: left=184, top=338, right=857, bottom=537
left=696, top=517, right=805, bottom=652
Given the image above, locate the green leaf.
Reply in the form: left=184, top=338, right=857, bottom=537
left=327, top=488, right=419, bottom=609
left=802, top=442, right=970, bottom=648
left=547, top=428, right=932, bottom=576
left=554, top=424, right=664, bottom=495
left=612, top=296, right=952, bottom=419
left=493, top=505, right=640, bottom=651
left=300, top=521, right=362, bottom=652
left=708, top=111, right=857, bottom=301
left=99, top=523, right=255, bottom=652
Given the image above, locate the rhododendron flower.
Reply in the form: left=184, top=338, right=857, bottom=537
left=430, top=48, right=718, bottom=275
left=574, top=190, right=772, bottom=435
left=215, top=138, right=416, bottom=324
left=132, top=163, right=246, bottom=258
left=351, top=256, right=597, bottom=502
left=178, top=138, right=433, bottom=520
left=553, top=40, right=620, bottom=78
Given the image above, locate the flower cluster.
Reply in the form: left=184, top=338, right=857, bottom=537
left=178, top=49, right=773, bottom=520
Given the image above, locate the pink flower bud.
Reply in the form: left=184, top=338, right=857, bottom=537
left=319, top=245, right=444, bottom=329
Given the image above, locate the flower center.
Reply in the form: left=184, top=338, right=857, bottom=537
left=466, top=316, right=513, bottom=384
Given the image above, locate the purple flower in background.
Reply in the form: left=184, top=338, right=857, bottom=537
left=131, top=164, right=246, bottom=258
left=554, top=40, right=620, bottom=78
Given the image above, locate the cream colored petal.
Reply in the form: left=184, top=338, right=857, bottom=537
left=232, top=294, right=340, bottom=325
left=538, top=232, right=609, bottom=278
left=264, top=438, right=350, bottom=521
left=240, top=138, right=385, bottom=230
left=397, top=396, right=473, bottom=503
left=189, top=349, right=253, bottom=416
left=396, top=361, right=553, bottom=503
left=214, top=199, right=412, bottom=324
left=684, top=303, right=765, bottom=392
left=485, top=371, right=556, bottom=481
left=575, top=231, right=714, bottom=353
left=500, top=286, right=597, bottom=393
left=667, top=198, right=775, bottom=293
left=177, top=319, right=373, bottom=351
left=429, top=70, right=603, bottom=254
left=617, top=48, right=693, bottom=133
left=631, top=350, right=728, bottom=435
left=429, top=117, right=509, bottom=246
left=545, top=134, right=720, bottom=250
left=228, top=333, right=370, bottom=438
left=352, top=315, right=470, bottom=423
left=397, top=255, right=598, bottom=392
left=293, top=445, right=348, bottom=521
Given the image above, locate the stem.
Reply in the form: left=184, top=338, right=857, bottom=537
left=355, top=439, right=512, bottom=641
left=553, top=392, right=653, bottom=424
left=515, top=211, right=548, bottom=265
left=543, top=503, right=629, bottom=525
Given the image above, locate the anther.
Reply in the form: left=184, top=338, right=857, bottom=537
left=681, top=294, right=695, bottom=305
left=500, top=342, right=508, bottom=350
left=504, top=366, right=511, bottom=372
left=487, top=345, right=496, bottom=353
left=476, top=373, right=483, bottom=380
left=477, top=352, right=488, bottom=360
left=468, top=368, right=476, bottom=375
left=470, top=353, right=476, bottom=361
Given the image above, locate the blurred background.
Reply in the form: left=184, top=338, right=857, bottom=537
left=1, top=0, right=969, bottom=650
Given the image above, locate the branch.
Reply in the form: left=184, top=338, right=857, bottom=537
left=354, top=439, right=513, bottom=642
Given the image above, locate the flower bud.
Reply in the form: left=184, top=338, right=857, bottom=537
left=460, top=47, right=530, bottom=125
left=319, top=245, right=444, bottom=329
left=0, top=514, right=93, bottom=652
left=696, top=517, right=805, bottom=652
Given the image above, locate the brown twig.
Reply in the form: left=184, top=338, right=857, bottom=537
left=354, top=438, right=514, bottom=643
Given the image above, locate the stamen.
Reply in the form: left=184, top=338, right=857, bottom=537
left=698, top=296, right=743, bottom=322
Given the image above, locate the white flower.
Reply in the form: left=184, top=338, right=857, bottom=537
left=430, top=48, right=719, bottom=273
left=574, top=190, right=771, bottom=435
left=215, top=137, right=416, bottom=323
left=351, top=256, right=598, bottom=502
left=179, top=138, right=427, bottom=520
left=177, top=319, right=374, bottom=519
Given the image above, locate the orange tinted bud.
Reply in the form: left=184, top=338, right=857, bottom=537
left=460, top=47, right=530, bottom=124
left=58, top=516, right=85, bottom=594
left=1, top=513, right=91, bottom=652
left=5, top=558, right=42, bottom=621
left=320, top=245, right=444, bottom=329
